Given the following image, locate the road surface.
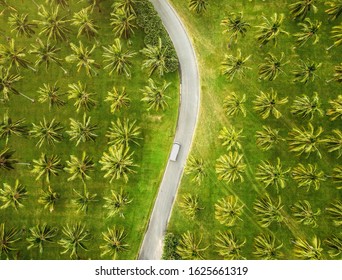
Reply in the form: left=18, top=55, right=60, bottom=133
left=138, top=0, right=200, bottom=260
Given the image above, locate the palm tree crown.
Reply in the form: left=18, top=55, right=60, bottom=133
left=221, top=12, right=251, bottom=45
left=221, top=49, right=251, bottom=81
left=215, top=230, right=246, bottom=260
left=71, top=6, right=98, bottom=39
left=8, top=13, right=37, bottom=37
left=67, top=114, right=98, bottom=146
left=256, top=13, right=288, bottom=46
left=67, top=81, right=97, bottom=112
left=100, top=226, right=129, bottom=259
left=141, top=78, right=171, bottom=111
left=0, top=180, right=27, bottom=210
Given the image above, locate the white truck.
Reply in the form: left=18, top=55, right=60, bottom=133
left=170, top=142, right=181, bottom=162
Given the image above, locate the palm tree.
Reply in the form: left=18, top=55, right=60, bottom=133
left=325, top=1, right=342, bottom=21
left=216, top=151, right=246, bottom=183
left=221, top=49, right=251, bottom=81
left=327, top=95, right=342, bottom=121
left=253, top=232, right=283, bottom=260
left=294, top=18, right=321, bottom=47
left=184, top=156, right=206, bottom=186
left=292, top=59, right=321, bottom=83
left=32, top=154, right=63, bottom=184
left=59, top=223, right=91, bottom=259
left=35, top=5, right=70, bottom=41
left=293, top=236, right=322, bottom=260
left=255, top=125, right=283, bottom=151
left=0, top=148, right=18, bottom=170
left=141, top=38, right=168, bottom=77
left=324, top=129, right=342, bottom=158
left=0, top=112, right=27, bottom=146
left=253, top=194, right=284, bottom=228
left=176, top=231, right=208, bottom=260
left=253, top=89, right=288, bottom=119
left=256, top=13, right=288, bottom=46
left=291, top=200, right=320, bottom=228
left=218, top=126, right=244, bottom=151
left=256, top=158, right=290, bottom=193
left=37, top=82, right=66, bottom=109
left=326, top=200, right=342, bottom=226
left=105, top=86, right=130, bottom=113
left=0, top=223, right=20, bottom=258
left=324, top=234, right=342, bottom=258
left=8, top=13, right=37, bottom=37
left=100, top=226, right=129, bottom=259
left=99, top=145, right=137, bottom=183
left=110, top=8, right=136, bottom=39
left=71, top=6, right=98, bottom=39
left=221, top=12, right=250, bottom=45
left=65, top=41, right=99, bottom=76
left=27, top=224, right=58, bottom=254
left=215, top=230, right=245, bottom=260
left=330, top=63, right=342, bottom=83
left=30, top=118, right=63, bottom=148
left=0, top=180, right=27, bottom=210
left=102, top=38, right=136, bottom=77
left=67, top=81, right=97, bottom=112
left=106, top=118, right=141, bottom=147
left=289, top=0, right=318, bottom=21
left=72, top=187, right=97, bottom=213
left=141, top=78, right=171, bottom=111
left=67, top=114, right=98, bottom=146
left=292, top=163, right=325, bottom=191
left=41, top=183, right=58, bottom=208
left=328, top=24, right=342, bottom=50
left=288, top=123, right=324, bottom=158
left=215, top=195, right=244, bottom=227
left=29, top=38, right=67, bottom=73
left=258, top=52, right=289, bottom=81
left=332, top=166, right=342, bottom=189
left=188, top=0, right=208, bottom=14
left=223, top=92, right=246, bottom=117
left=103, top=189, right=132, bottom=218
left=65, top=152, right=95, bottom=184
left=290, top=92, right=323, bottom=120
left=113, top=0, right=137, bottom=16
left=179, top=193, right=203, bottom=219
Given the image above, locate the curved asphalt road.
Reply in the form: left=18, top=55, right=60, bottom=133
left=138, top=0, right=200, bottom=260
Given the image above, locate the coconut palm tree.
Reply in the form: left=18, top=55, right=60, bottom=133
left=67, top=114, right=98, bottom=146
left=221, top=49, right=251, bottom=81
left=324, top=129, right=342, bottom=158
left=326, top=200, right=342, bottom=226
left=184, top=156, right=206, bottom=186
left=188, top=0, right=208, bottom=14
left=179, top=193, right=203, bottom=219
left=327, top=95, right=342, bottom=121
left=256, top=13, right=288, bottom=46
left=291, top=200, right=320, bottom=227
left=105, top=86, right=130, bottom=113
left=293, top=236, right=322, bottom=260
left=289, top=0, right=318, bottom=20
left=65, top=152, right=95, bottom=184
left=141, top=38, right=168, bottom=77
left=292, top=59, right=321, bottom=83
left=290, top=92, right=323, bottom=120
left=255, top=126, right=283, bottom=151
left=215, top=230, right=245, bottom=260
left=37, top=82, right=66, bottom=109
left=38, top=187, right=59, bottom=214
left=221, top=12, right=251, bottom=45
left=253, top=232, right=283, bottom=260
left=223, top=92, right=246, bottom=117
left=325, top=1, right=342, bottom=21
left=256, top=158, right=290, bottom=193
left=216, top=151, right=246, bottom=183
left=0, top=180, right=27, bottom=210
left=218, top=126, right=244, bottom=151
left=99, top=145, right=137, bottom=183
left=100, top=226, right=129, bottom=259
left=294, top=18, right=321, bottom=47
left=0, top=112, right=27, bottom=146
left=65, top=41, right=99, bottom=76
left=59, top=223, right=91, bottom=259
left=324, top=234, right=342, bottom=258
left=330, top=63, right=342, bottom=83
left=8, top=13, right=37, bottom=37
left=141, top=78, right=171, bottom=111
left=253, top=89, right=288, bottom=119
left=0, top=223, right=20, bottom=258
left=35, top=4, right=70, bottom=41
left=113, top=0, right=137, bottom=16
left=327, top=24, right=342, bottom=50
left=103, top=189, right=132, bottom=218
left=27, top=223, right=58, bottom=254
left=106, top=118, right=141, bottom=147
left=292, top=163, right=325, bottom=191
left=258, top=52, right=289, bottom=81
left=71, top=6, right=98, bottom=39
left=30, top=118, right=63, bottom=148
left=32, top=154, right=63, bottom=184
left=253, top=194, right=284, bottom=228
left=288, top=123, right=324, bottom=158
left=72, top=187, right=97, bottom=213
left=332, top=166, right=342, bottom=189
left=67, top=81, right=97, bottom=112
left=176, top=231, right=208, bottom=260
left=102, top=38, right=136, bottom=77
left=215, top=195, right=244, bottom=227
left=110, top=8, right=136, bottom=39
left=0, top=147, right=18, bottom=170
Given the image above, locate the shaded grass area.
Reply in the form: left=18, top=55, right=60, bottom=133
left=0, top=0, right=179, bottom=259
left=168, top=0, right=341, bottom=259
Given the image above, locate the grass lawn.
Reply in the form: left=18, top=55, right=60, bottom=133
left=167, top=0, right=341, bottom=259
